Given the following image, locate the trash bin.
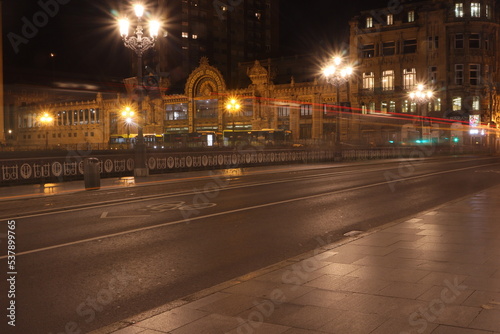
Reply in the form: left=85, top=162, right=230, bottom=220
left=84, top=158, right=101, bottom=190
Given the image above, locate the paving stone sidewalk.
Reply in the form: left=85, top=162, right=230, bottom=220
left=100, top=185, right=500, bottom=334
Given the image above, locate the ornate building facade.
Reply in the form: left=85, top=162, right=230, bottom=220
left=6, top=0, right=500, bottom=150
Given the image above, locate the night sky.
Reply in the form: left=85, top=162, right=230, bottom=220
left=2, top=0, right=390, bottom=83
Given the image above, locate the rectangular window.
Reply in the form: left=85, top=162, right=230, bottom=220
left=381, top=101, right=388, bottom=113
left=472, top=96, right=480, bottom=110
left=389, top=101, right=396, bottom=113
left=278, top=105, right=290, bottom=117
left=166, top=103, right=188, bottom=121
left=387, top=14, right=393, bottom=25
left=182, top=32, right=189, bottom=38
left=470, top=64, right=480, bottom=85
left=362, top=72, right=375, bottom=90
left=361, top=104, right=367, bottom=114
left=435, top=98, right=441, bottom=112
left=455, top=3, right=464, bottom=17
left=300, top=104, right=312, bottom=117
left=471, top=3, right=480, bottom=17
left=453, top=97, right=462, bottom=111
left=486, top=4, right=491, bottom=19
left=382, top=41, right=395, bottom=56
left=368, top=102, right=376, bottom=113
left=469, top=33, right=480, bottom=48
left=366, top=17, right=373, bottom=28
left=382, top=70, right=394, bottom=91
left=402, top=100, right=409, bottom=113
left=455, top=64, right=464, bottom=85
left=408, top=10, right=415, bottom=22
left=403, top=39, right=417, bottom=53
left=403, top=68, right=417, bottom=90
left=323, top=104, right=335, bottom=118
left=455, top=34, right=464, bottom=49
left=362, top=44, right=375, bottom=58
left=434, top=36, right=439, bottom=49
left=429, top=66, right=437, bottom=83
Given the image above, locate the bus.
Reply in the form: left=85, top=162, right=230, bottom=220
left=109, top=134, right=163, bottom=149
left=163, top=131, right=218, bottom=148
left=222, top=129, right=292, bottom=147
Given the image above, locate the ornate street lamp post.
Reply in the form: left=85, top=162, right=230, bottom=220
left=409, top=84, right=433, bottom=142
left=40, top=112, right=53, bottom=150
left=225, top=98, right=241, bottom=147
left=119, top=4, right=160, bottom=176
left=121, top=106, right=135, bottom=149
left=322, top=56, right=353, bottom=160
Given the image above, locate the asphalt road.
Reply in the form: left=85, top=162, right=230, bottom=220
left=1, top=155, right=500, bottom=334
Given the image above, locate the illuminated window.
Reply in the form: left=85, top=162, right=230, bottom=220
left=387, top=14, right=393, bottom=25
left=182, top=32, right=189, bottom=38
left=434, top=98, right=441, bottom=112
left=192, top=34, right=198, bottom=39
left=278, top=106, right=290, bottom=117
left=411, top=101, right=417, bottom=113
left=382, top=70, right=394, bottom=91
left=471, top=3, right=480, bottom=17
left=389, top=101, right=396, bottom=113
left=455, top=64, right=464, bottom=85
left=403, top=68, right=416, bottom=90
left=381, top=101, right=388, bottom=113
left=300, top=104, right=312, bottom=117
left=366, top=17, right=373, bottom=28
left=455, top=3, right=464, bottom=17
left=402, top=100, right=409, bottom=113
left=362, top=72, right=374, bottom=90
left=368, top=102, right=376, bottom=113
left=408, top=10, right=415, bottom=22
left=486, top=4, right=491, bottom=18
left=469, top=64, right=480, bottom=85
left=453, top=97, right=462, bottom=111
left=472, top=96, right=480, bottom=110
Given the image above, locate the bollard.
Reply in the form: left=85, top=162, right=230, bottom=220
left=84, top=158, right=101, bottom=190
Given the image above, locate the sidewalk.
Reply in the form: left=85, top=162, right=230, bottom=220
left=96, top=184, right=500, bottom=334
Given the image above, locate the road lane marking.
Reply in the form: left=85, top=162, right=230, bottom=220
left=100, top=212, right=151, bottom=219
left=5, top=160, right=499, bottom=221
left=2, top=161, right=500, bottom=260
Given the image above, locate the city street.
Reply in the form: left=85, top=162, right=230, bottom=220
left=1, top=156, right=500, bottom=333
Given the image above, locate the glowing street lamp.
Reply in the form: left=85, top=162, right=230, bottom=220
left=322, top=55, right=354, bottom=160
left=225, top=98, right=241, bottom=146
left=40, top=112, right=53, bottom=150
left=119, top=3, right=160, bottom=176
left=408, top=84, right=434, bottom=142
left=121, top=106, right=135, bottom=149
